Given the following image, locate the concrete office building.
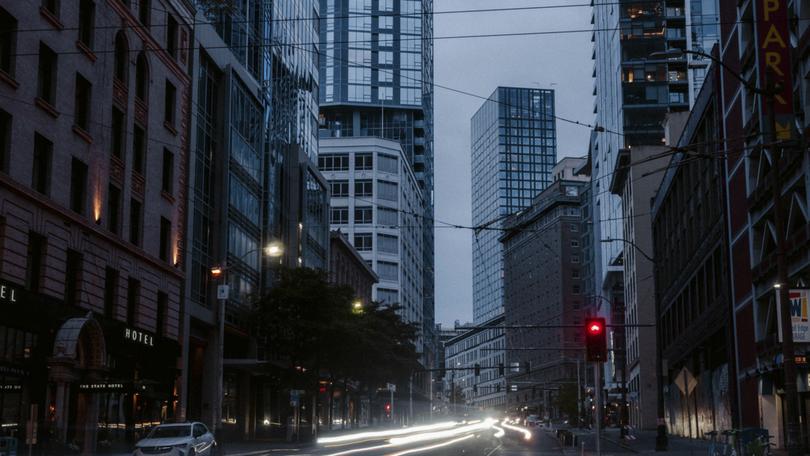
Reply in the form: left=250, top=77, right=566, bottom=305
left=500, top=158, right=588, bottom=417
left=183, top=0, right=326, bottom=441
left=317, top=0, right=436, bottom=367
left=319, top=137, right=425, bottom=352
left=444, top=316, right=506, bottom=412
left=0, top=0, right=193, bottom=452
left=329, top=230, right=378, bottom=305
left=471, top=87, right=557, bottom=324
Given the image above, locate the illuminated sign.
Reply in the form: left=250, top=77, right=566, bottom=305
left=0, top=384, right=22, bottom=391
left=123, top=327, right=154, bottom=347
left=790, top=290, right=809, bottom=343
left=756, top=0, right=794, bottom=140
left=0, top=283, right=18, bottom=303
left=78, top=383, right=125, bottom=391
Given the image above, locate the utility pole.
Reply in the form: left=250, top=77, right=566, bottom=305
left=576, top=357, right=582, bottom=427
left=765, top=70, right=802, bottom=456
left=594, top=363, right=602, bottom=456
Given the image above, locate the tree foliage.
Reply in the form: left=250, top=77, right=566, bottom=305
left=253, top=267, right=420, bottom=389
left=554, top=383, right=580, bottom=419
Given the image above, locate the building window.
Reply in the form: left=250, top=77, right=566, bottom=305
left=73, top=73, right=92, bottom=132
left=377, top=288, right=398, bottom=303
left=70, top=157, right=88, bottom=214
left=126, top=277, right=140, bottom=325
left=318, top=154, right=349, bottom=171
left=572, top=269, right=580, bottom=279
left=114, top=32, right=128, bottom=83
left=129, top=199, right=142, bottom=246
left=377, top=233, right=398, bottom=254
left=378, top=154, right=397, bottom=174
left=164, top=79, right=176, bottom=126
left=355, top=153, right=373, bottom=170
left=111, top=107, right=125, bottom=159
left=354, top=233, right=372, bottom=251
left=330, top=207, right=348, bottom=224
left=37, top=43, right=57, bottom=105
left=135, top=53, right=148, bottom=102
left=107, top=184, right=121, bottom=234
left=104, top=267, right=119, bottom=318
left=161, top=148, right=173, bottom=194
left=377, top=180, right=398, bottom=201
left=354, top=206, right=373, bottom=224
left=166, top=14, right=178, bottom=58
left=572, top=285, right=581, bottom=295
left=156, top=291, right=168, bottom=336
left=41, top=0, right=59, bottom=18
left=330, top=180, right=349, bottom=197
left=571, top=255, right=580, bottom=263
left=159, top=217, right=171, bottom=262
left=138, top=0, right=150, bottom=26
left=78, top=0, right=95, bottom=48
left=571, top=240, right=580, bottom=247
left=354, top=179, right=373, bottom=197
left=378, top=207, right=398, bottom=225
left=32, top=133, right=52, bottom=195
left=26, top=231, right=46, bottom=292
left=377, top=261, right=398, bottom=281
left=64, top=250, right=82, bottom=305
left=132, top=125, right=146, bottom=173
left=0, top=7, right=17, bottom=77
left=0, top=109, right=10, bottom=173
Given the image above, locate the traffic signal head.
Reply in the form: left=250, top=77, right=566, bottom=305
left=585, top=317, right=607, bottom=362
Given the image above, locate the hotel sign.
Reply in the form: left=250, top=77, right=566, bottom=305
left=123, top=327, right=155, bottom=348
left=757, top=0, right=795, bottom=140
left=0, top=283, right=19, bottom=303
left=78, top=382, right=125, bottom=392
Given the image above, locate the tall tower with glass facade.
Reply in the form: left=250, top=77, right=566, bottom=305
left=471, top=87, right=557, bottom=324
left=318, top=0, right=435, bottom=360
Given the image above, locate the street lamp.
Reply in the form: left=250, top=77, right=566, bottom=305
left=210, top=242, right=284, bottom=433
left=351, top=299, right=363, bottom=315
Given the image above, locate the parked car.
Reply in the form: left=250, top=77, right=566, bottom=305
left=525, top=415, right=541, bottom=427
left=133, top=422, right=217, bottom=456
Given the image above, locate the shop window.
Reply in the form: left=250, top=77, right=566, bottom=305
left=114, top=32, right=128, bottom=83
left=159, top=217, right=171, bottom=262
left=0, top=7, right=17, bottom=78
left=161, top=148, right=173, bottom=194
left=107, top=184, right=121, bottom=234
left=132, top=125, right=146, bottom=174
left=32, top=133, right=52, bottom=195
left=126, top=277, right=140, bottom=325
left=129, top=198, right=142, bottom=246
left=78, top=0, right=94, bottom=49
left=37, top=42, right=57, bottom=105
left=69, top=157, right=88, bottom=214
left=104, top=267, right=119, bottom=318
left=64, top=249, right=82, bottom=305
left=26, top=231, right=46, bottom=292
left=73, top=73, right=92, bottom=132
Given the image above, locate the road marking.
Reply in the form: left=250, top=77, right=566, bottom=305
left=485, top=443, right=502, bottom=456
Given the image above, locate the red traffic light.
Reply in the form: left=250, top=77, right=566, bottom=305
left=384, top=403, right=391, bottom=412
left=588, top=322, right=603, bottom=334
left=585, top=317, right=607, bottom=362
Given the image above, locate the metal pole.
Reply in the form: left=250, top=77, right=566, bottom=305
left=409, top=373, right=413, bottom=425
left=390, top=388, right=394, bottom=425
left=577, top=358, right=582, bottom=427
left=593, top=362, right=602, bottom=456
left=765, top=71, right=802, bottom=456
left=429, top=374, right=433, bottom=421
left=216, top=274, right=227, bottom=434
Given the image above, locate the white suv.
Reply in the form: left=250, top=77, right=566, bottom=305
left=133, top=422, right=216, bottom=456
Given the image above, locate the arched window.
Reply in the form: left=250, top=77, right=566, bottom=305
left=135, top=52, right=148, bottom=102
left=114, top=32, right=128, bottom=83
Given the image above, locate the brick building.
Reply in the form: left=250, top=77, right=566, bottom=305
left=329, top=230, right=378, bottom=305
left=0, top=0, right=192, bottom=452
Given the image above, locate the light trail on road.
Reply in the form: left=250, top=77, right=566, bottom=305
left=383, top=434, right=475, bottom=456
left=500, top=422, right=533, bottom=441
left=388, top=418, right=497, bottom=446
left=318, top=421, right=460, bottom=445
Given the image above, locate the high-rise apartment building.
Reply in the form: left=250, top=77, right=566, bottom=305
left=0, top=0, right=193, bottom=452
left=319, top=137, right=425, bottom=352
left=183, top=0, right=325, bottom=441
left=500, top=158, right=588, bottom=417
left=317, top=0, right=435, bottom=361
left=470, top=87, right=557, bottom=324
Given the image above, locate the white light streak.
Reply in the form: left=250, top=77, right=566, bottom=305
left=318, top=421, right=459, bottom=445
left=389, top=419, right=496, bottom=446
left=492, top=425, right=505, bottom=439
left=384, top=434, right=475, bottom=456
left=501, top=422, right=532, bottom=441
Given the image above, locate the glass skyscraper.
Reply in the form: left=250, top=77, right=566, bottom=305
left=317, top=0, right=435, bottom=359
left=471, top=87, right=557, bottom=324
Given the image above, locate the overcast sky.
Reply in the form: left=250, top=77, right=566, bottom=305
left=433, top=0, right=595, bottom=326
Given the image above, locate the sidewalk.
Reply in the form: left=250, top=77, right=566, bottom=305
left=547, top=425, right=714, bottom=455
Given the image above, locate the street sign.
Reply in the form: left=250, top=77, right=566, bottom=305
left=386, top=383, right=396, bottom=392
left=217, top=285, right=229, bottom=300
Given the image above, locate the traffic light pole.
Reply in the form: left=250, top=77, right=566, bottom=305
left=595, top=362, right=602, bottom=456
